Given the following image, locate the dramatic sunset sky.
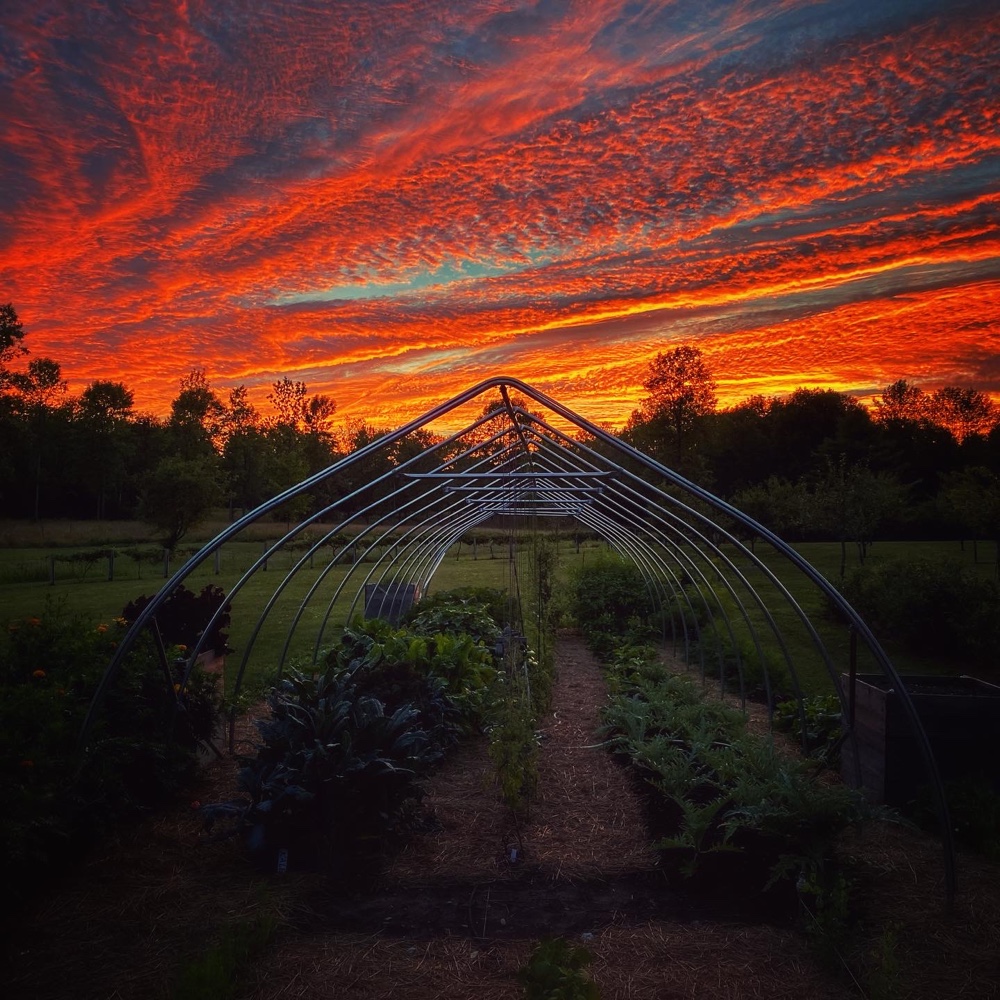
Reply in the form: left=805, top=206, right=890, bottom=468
left=1, top=0, right=998, bottom=428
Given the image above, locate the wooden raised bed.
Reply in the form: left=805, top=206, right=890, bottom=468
left=842, top=673, right=1000, bottom=805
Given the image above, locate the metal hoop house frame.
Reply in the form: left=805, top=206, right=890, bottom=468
left=81, top=376, right=955, bottom=896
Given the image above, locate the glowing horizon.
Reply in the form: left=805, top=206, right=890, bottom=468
left=1, top=0, right=998, bottom=431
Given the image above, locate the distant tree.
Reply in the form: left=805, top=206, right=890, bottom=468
left=638, top=345, right=717, bottom=468
left=75, top=380, right=136, bottom=519
left=765, top=388, right=874, bottom=481
left=730, top=476, right=809, bottom=550
left=7, top=358, right=67, bottom=519
left=808, top=457, right=908, bottom=576
left=169, top=370, right=225, bottom=458
left=268, top=375, right=306, bottom=426
left=140, top=454, right=222, bottom=551
left=0, top=302, right=26, bottom=384
left=704, top=395, right=774, bottom=496
left=938, top=466, right=1000, bottom=577
left=930, top=386, right=997, bottom=443
left=872, top=379, right=930, bottom=425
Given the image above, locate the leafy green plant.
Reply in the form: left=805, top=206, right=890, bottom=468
left=569, top=554, right=653, bottom=651
left=488, top=678, right=539, bottom=817
left=518, top=938, right=601, bottom=1000
left=774, top=694, right=844, bottom=761
left=330, top=616, right=497, bottom=729
left=406, top=586, right=516, bottom=636
left=406, top=594, right=503, bottom=648
left=236, top=664, right=445, bottom=872
left=656, top=796, right=742, bottom=876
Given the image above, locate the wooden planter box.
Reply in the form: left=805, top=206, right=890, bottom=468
left=842, top=674, right=1000, bottom=805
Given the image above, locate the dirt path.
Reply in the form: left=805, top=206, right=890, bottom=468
left=250, top=632, right=858, bottom=999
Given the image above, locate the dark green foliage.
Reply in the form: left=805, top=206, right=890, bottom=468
left=488, top=674, right=539, bottom=815
left=122, top=583, right=231, bottom=656
left=237, top=664, right=444, bottom=872
left=330, top=616, right=497, bottom=729
left=0, top=608, right=222, bottom=910
left=406, top=593, right=503, bottom=649
left=231, top=613, right=501, bottom=871
left=599, top=641, right=876, bottom=896
left=518, top=938, right=601, bottom=1000
left=774, top=695, right=844, bottom=762
left=568, top=554, right=654, bottom=654
left=406, top=586, right=516, bottom=634
left=837, top=558, right=1000, bottom=668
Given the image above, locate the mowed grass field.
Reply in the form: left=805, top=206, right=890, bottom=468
left=1, top=514, right=994, bottom=699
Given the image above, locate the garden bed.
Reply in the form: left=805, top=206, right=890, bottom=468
left=3, top=633, right=998, bottom=998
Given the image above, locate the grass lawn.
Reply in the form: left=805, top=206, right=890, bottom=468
left=1, top=517, right=993, bottom=698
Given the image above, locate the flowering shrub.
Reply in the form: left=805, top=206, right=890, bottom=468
left=1, top=606, right=222, bottom=909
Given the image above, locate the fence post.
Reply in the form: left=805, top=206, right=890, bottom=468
left=107, top=549, right=115, bottom=582
left=163, top=548, right=169, bottom=578
left=214, top=548, right=221, bottom=575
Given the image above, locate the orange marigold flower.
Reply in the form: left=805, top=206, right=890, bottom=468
left=96, top=623, right=108, bottom=633
left=173, top=683, right=182, bottom=693
left=32, top=669, right=46, bottom=679
left=177, top=644, right=188, bottom=653
left=20, top=759, right=34, bottom=768
left=27, top=617, right=42, bottom=626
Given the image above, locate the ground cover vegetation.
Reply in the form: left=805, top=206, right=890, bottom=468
left=570, top=557, right=871, bottom=881
left=0, top=586, right=225, bottom=910
left=566, top=555, right=915, bottom=986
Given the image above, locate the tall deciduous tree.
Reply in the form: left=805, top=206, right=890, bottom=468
left=873, top=379, right=929, bottom=425
left=930, top=386, right=997, bottom=443
left=0, top=302, right=26, bottom=385
left=140, top=454, right=222, bottom=551
left=169, top=369, right=225, bottom=458
left=636, top=345, right=717, bottom=469
left=75, top=380, right=136, bottom=519
left=7, top=358, right=68, bottom=519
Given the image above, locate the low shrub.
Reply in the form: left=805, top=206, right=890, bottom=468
left=836, top=558, right=1000, bottom=669
left=569, top=554, right=653, bottom=650
left=1, top=606, right=222, bottom=911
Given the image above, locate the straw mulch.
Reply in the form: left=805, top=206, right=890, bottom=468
left=4, top=632, right=998, bottom=999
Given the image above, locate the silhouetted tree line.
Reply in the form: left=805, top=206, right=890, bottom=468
left=622, top=345, right=1000, bottom=571
left=1, top=305, right=998, bottom=562
left=0, top=304, right=437, bottom=542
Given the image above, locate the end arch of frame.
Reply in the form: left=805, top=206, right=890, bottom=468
left=80, top=375, right=957, bottom=898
